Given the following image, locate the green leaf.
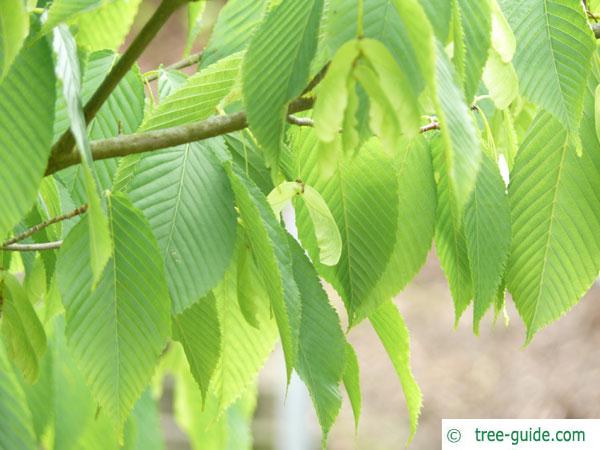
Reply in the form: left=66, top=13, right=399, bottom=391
left=126, top=139, right=237, bottom=313
left=420, top=0, right=452, bottom=43
left=0, top=31, right=55, bottom=241
left=358, top=135, right=436, bottom=320
left=302, top=184, right=342, bottom=266
left=0, top=0, right=29, bottom=80
left=142, top=53, right=242, bottom=131
left=482, top=49, right=519, bottom=110
left=242, top=0, right=324, bottom=165
left=157, top=68, right=187, bottom=101
left=464, top=153, right=511, bottom=333
left=201, top=0, right=268, bottom=68
left=184, top=1, right=205, bottom=55
left=52, top=25, right=112, bottom=286
left=236, top=231, right=267, bottom=329
left=18, top=345, right=52, bottom=442
left=342, top=343, right=361, bottom=431
left=452, top=0, right=492, bottom=103
left=0, top=338, right=36, bottom=450
left=294, top=134, right=399, bottom=323
left=212, top=266, right=277, bottom=411
left=173, top=292, right=221, bottom=404
left=267, top=181, right=303, bottom=217
left=490, top=0, right=516, bottom=63
left=369, top=300, right=422, bottom=445
left=501, top=0, right=595, bottom=132
left=227, top=164, right=301, bottom=380
left=123, top=390, right=165, bottom=450
left=288, top=236, right=345, bottom=439
left=433, top=44, right=482, bottom=216
left=74, top=0, right=142, bottom=52
left=507, top=86, right=600, bottom=341
left=56, top=192, right=171, bottom=429
left=44, top=0, right=103, bottom=31
left=1, top=273, right=47, bottom=383
left=431, top=133, right=473, bottom=320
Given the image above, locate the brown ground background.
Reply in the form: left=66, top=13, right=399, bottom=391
left=130, top=3, right=600, bottom=448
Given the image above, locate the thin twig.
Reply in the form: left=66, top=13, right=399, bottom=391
left=145, top=51, right=204, bottom=82
left=2, top=205, right=88, bottom=247
left=302, top=63, right=329, bottom=95
left=287, top=115, right=314, bottom=127
left=50, top=0, right=191, bottom=159
left=1, top=241, right=64, bottom=252
left=420, top=121, right=440, bottom=133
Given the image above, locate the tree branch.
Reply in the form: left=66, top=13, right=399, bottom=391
left=1, top=205, right=88, bottom=247
left=145, top=51, right=204, bottom=82
left=287, top=115, right=314, bottom=127
left=1, top=241, right=64, bottom=252
left=46, top=96, right=315, bottom=175
left=592, top=22, right=600, bottom=37
left=50, top=0, right=191, bottom=159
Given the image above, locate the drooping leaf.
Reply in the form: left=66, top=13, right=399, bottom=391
left=200, top=0, right=268, bottom=68
left=44, top=0, right=103, bottom=32
left=431, top=133, right=473, bottom=320
left=56, top=192, right=171, bottom=429
left=0, top=31, right=55, bottom=240
left=243, top=0, right=324, bottom=165
left=173, top=292, right=221, bottom=404
left=267, top=181, right=302, bottom=217
left=123, top=390, right=165, bottom=450
left=433, top=44, right=482, bottom=216
left=1, top=273, right=47, bottom=383
left=157, top=68, right=187, bottom=101
left=508, top=94, right=600, bottom=341
left=420, top=0, right=452, bottom=43
left=227, top=163, right=301, bottom=380
left=342, top=342, right=361, bottom=431
left=74, top=0, right=142, bottom=52
left=236, top=230, right=267, bottom=329
left=501, top=0, right=595, bottom=132
left=464, top=152, right=511, bottom=333
left=212, top=266, right=277, bottom=411
left=490, top=0, right=516, bottom=63
left=0, top=338, right=36, bottom=450
left=369, top=299, right=422, bottom=445
left=288, top=236, right=345, bottom=439
left=141, top=53, right=242, bottom=131
left=0, top=0, right=29, bottom=80
left=184, top=0, right=205, bottom=55
left=482, top=49, right=519, bottom=110
left=126, top=139, right=237, bottom=313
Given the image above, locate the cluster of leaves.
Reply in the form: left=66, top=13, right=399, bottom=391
left=1, top=0, right=600, bottom=448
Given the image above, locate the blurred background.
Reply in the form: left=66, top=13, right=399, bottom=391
left=127, top=2, right=600, bottom=448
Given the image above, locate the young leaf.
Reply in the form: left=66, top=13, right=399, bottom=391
left=173, top=292, right=221, bottom=405
left=227, top=164, right=301, bottom=381
left=267, top=181, right=303, bottom=217
left=342, top=343, right=361, bottom=431
left=464, top=153, right=511, bottom=333
left=243, top=0, right=324, bottom=165
left=482, top=49, right=519, bottom=110
left=507, top=103, right=600, bottom=342
left=0, top=0, right=29, bottom=80
left=369, top=300, right=422, bottom=445
left=490, top=0, right=516, bottom=63
left=1, top=273, right=47, bottom=383
left=431, top=133, right=474, bottom=321
left=236, top=230, right=268, bottom=329
left=141, top=53, right=242, bottom=131
left=0, top=339, right=36, bottom=450
left=44, top=0, right=103, bottom=32
left=502, top=0, right=595, bottom=133
left=289, top=236, right=345, bottom=440
left=56, top=192, right=171, bottom=430
left=0, top=30, right=55, bottom=241
left=433, top=44, right=482, bottom=216
left=126, top=139, right=237, bottom=314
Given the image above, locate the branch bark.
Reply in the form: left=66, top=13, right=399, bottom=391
left=1, top=241, right=64, bottom=252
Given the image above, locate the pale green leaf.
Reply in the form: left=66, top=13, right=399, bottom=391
left=267, top=181, right=302, bottom=217
left=289, top=236, right=345, bottom=439
left=434, top=44, right=482, bottom=216
left=75, top=0, right=142, bottom=52
left=126, top=139, right=237, bottom=313
left=227, top=164, right=301, bottom=380
left=243, top=0, right=323, bottom=165
left=56, top=192, right=171, bottom=429
left=236, top=231, right=267, bottom=329
left=482, top=49, right=519, bottom=110
left=502, top=0, right=595, bottom=132
left=173, top=292, right=221, bottom=403
left=185, top=1, right=205, bottom=55
left=420, top=0, right=452, bottom=43
left=507, top=82, right=600, bottom=341
left=342, top=342, right=361, bottom=431
left=1, top=273, right=46, bottom=383
left=157, top=68, right=187, bottom=101
left=44, top=0, right=103, bottom=31
left=302, top=184, right=342, bottom=266
left=369, top=300, right=422, bottom=444
left=0, top=0, right=29, bottom=79
left=123, top=390, right=165, bottom=450
left=0, top=32, right=55, bottom=240
left=142, top=53, right=241, bottom=131
left=464, top=153, right=511, bottom=333
left=0, top=338, right=36, bottom=450
left=490, top=0, right=516, bottom=62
